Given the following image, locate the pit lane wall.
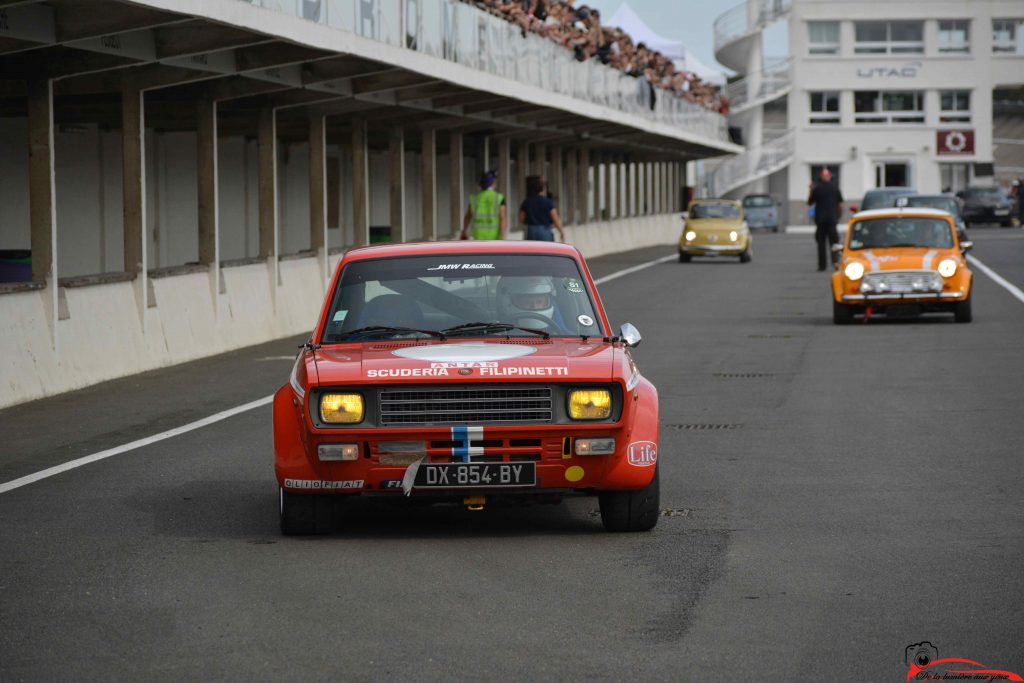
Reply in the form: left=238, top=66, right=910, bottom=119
left=0, top=214, right=680, bottom=409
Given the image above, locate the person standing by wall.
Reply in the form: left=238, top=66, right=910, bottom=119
left=807, top=169, right=844, bottom=271
left=520, top=175, right=566, bottom=242
left=461, top=170, right=508, bottom=240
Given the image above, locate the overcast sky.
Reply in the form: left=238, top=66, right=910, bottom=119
left=582, top=0, right=789, bottom=74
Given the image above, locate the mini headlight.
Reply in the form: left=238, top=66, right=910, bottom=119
left=844, top=262, right=865, bottom=281
left=937, top=259, right=957, bottom=278
left=685, top=231, right=697, bottom=242
left=320, top=393, right=364, bottom=423
left=729, top=230, right=738, bottom=242
left=568, top=389, right=612, bottom=420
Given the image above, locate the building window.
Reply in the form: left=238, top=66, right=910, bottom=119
left=940, top=91, right=971, bottom=123
left=940, top=163, right=971, bottom=193
left=854, top=21, right=924, bottom=54
left=854, top=91, right=925, bottom=124
left=808, top=21, right=840, bottom=55
left=809, top=91, right=840, bottom=124
left=938, top=20, right=970, bottom=53
left=993, top=19, right=1024, bottom=54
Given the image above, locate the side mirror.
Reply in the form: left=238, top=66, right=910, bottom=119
left=960, top=240, right=973, bottom=253
left=681, top=212, right=688, bottom=220
left=619, top=323, right=642, bottom=348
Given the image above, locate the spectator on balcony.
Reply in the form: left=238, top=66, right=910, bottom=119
left=520, top=175, right=566, bottom=242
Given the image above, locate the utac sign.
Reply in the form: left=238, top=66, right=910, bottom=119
left=936, top=130, right=974, bottom=155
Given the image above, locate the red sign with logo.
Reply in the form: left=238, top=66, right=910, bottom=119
left=937, top=130, right=974, bottom=155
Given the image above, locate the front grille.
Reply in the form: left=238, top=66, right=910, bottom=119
left=863, top=270, right=940, bottom=294
left=379, top=386, right=554, bottom=425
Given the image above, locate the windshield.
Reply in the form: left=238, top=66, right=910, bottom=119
left=743, top=196, right=774, bottom=208
left=962, top=187, right=1004, bottom=199
left=849, top=217, right=955, bottom=250
left=690, top=203, right=740, bottom=219
left=321, top=253, right=601, bottom=342
left=905, top=197, right=959, bottom=216
left=862, top=190, right=914, bottom=211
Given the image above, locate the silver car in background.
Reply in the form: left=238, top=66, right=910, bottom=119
left=742, top=194, right=780, bottom=232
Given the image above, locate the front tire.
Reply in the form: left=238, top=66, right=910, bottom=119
left=678, top=251, right=690, bottom=263
left=599, top=467, right=660, bottom=532
left=954, top=292, right=973, bottom=323
left=833, top=299, right=854, bottom=325
left=739, top=246, right=752, bottom=263
left=280, top=488, right=336, bottom=535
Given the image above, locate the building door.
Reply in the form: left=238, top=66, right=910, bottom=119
left=873, top=162, right=910, bottom=187
left=940, top=163, right=971, bottom=193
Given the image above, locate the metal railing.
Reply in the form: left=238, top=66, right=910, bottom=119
left=239, top=0, right=729, bottom=142
left=714, top=0, right=791, bottom=55
left=709, top=129, right=793, bottom=197
left=725, top=57, right=791, bottom=113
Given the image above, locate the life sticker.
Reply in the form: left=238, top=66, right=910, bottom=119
left=564, top=278, right=584, bottom=293
left=577, top=314, right=595, bottom=327
left=627, top=442, right=657, bottom=467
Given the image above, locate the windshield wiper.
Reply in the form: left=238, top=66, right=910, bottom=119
left=441, top=321, right=550, bottom=339
left=335, top=325, right=445, bottom=341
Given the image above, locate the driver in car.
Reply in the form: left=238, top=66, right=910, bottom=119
left=497, top=276, right=569, bottom=333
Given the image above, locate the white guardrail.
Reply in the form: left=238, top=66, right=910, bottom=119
left=710, top=129, right=793, bottom=197
left=725, top=56, right=792, bottom=113
left=713, top=0, right=791, bottom=54
left=243, top=0, right=730, bottom=142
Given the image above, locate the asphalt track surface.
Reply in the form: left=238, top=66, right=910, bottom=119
left=2, top=229, right=1023, bottom=681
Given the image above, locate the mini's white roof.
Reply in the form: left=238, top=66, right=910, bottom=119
left=852, top=208, right=953, bottom=219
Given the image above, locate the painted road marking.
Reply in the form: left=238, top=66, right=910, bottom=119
left=257, top=356, right=297, bottom=361
left=0, top=396, right=273, bottom=495
left=2, top=253, right=678, bottom=495
left=966, top=254, right=1024, bottom=305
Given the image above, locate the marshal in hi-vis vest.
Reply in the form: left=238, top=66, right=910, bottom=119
left=470, top=189, right=504, bottom=240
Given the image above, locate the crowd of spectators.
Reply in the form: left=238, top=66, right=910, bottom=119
left=471, top=0, right=729, bottom=115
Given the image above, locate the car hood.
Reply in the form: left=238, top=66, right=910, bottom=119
left=685, top=218, right=746, bottom=231
left=313, top=339, right=617, bottom=385
left=847, top=247, right=958, bottom=271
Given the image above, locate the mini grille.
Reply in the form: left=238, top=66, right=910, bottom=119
left=379, top=386, right=554, bottom=425
left=863, top=271, right=938, bottom=294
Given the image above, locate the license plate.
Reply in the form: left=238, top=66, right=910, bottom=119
left=414, top=462, right=536, bottom=489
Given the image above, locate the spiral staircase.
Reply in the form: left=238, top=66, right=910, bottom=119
left=710, top=0, right=793, bottom=198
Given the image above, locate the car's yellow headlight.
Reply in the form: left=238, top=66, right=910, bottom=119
left=844, top=261, right=865, bottom=281
left=685, top=231, right=697, bottom=242
left=320, top=393, right=364, bottom=423
left=568, top=389, right=612, bottom=420
left=937, top=259, right=957, bottom=278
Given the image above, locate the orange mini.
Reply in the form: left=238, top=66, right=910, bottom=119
left=274, top=241, right=660, bottom=534
left=831, top=208, right=974, bottom=324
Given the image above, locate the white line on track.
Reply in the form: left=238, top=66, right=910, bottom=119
left=966, top=254, right=1024, bottom=305
left=0, top=396, right=273, bottom=495
left=1, top=252, right=675, bottom=495
left=593, top=254, right=677, bottom=284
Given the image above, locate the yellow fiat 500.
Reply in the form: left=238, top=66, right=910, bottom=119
left=831, top=208, right=974, bottom=324
left=679, top=199, right=752, bottom=263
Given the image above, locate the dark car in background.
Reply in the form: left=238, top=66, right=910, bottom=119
left=903, top=194, right=968, bottom=242
left=958, top=186, right=1016, bottom=227
left=741, top=194, right=780, bottom=232
left=854, top=187, right=918, bottom=213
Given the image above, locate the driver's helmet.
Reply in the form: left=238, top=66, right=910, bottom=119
left=497, top=276, right=556, bottom=322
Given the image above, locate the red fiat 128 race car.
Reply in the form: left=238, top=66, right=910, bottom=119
left=274, top=241, right=660, bottom=534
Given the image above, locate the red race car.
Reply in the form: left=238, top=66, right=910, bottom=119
left=274, top=241, right=660, bottom=534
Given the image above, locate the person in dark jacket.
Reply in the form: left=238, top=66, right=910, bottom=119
left=520, top=175, right=566, bottom=242
left=807, top=169, right=844, bottom=271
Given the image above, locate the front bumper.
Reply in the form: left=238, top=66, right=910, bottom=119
left=680, top=244, right=746, bottom=256
left=840, top=291, right=965, bottom=302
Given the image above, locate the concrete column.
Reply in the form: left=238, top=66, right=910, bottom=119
left=449, top=132, right=463, bottom=239
left=578, top=147, right=590, bottom=223
left=197, top=99, right=221, bottom=305
left=533, top=143, right=546, bottom=177
left=497, top=137, right=511, bottom=201
left=308, top=112, right=328, bottom=284
left=516, top=140, right=529, bottom=209
left=602, top=154, right=612, bottom=221
left=28, top=79, right=58, bottom=342
left=613, top=155, right=623, bottom=220
left=565, top=148, right=577, bottom=225
left=122, top=83, right=148, bottom=323
left=351, top=119, right=369, bottom=246
left=550, top=146, right=563, bottom=207
left=389, top=126, right=405, bottom=244
left=421, top=128, right=437, bottom=241
left=258, top=107, right=278, bottom=258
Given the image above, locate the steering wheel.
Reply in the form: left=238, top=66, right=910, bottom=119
left=512, top=312, right=558, bottom=330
